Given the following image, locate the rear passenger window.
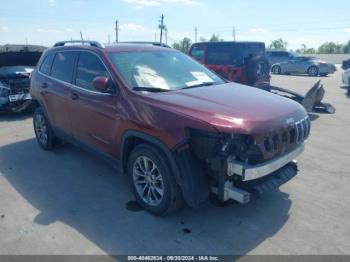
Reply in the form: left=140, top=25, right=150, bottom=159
left=39, top=53, right=55, bottom=75
left=75, top=52, right=109, bottom=91
left=51, top=52, right=77, bottom=83
left=206, top=44, right=235, bottom=65
left=190, top=46, right=204, bottom=61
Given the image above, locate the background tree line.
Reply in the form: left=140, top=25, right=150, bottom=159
left=172, top=35, right=350, bottom=54
left=265, top=38, right=350, bottom=54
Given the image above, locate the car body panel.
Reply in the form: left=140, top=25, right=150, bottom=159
left=273, top=57, right=336, bottom=75
left=266, top=50, right=298, bottom=65
left=147, top=83, right=306, bottom=135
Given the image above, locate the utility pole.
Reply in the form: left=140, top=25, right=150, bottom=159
left=195, top=27, right=198, bottom=43
left=159, top=14, right=165, bottom=44
left=233, top=26, right=236, bottom=41
left=80, top=31, right=84, bottom=41
left=115, top=20, right=119, bottom=42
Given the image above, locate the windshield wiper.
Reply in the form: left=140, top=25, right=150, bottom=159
left=132, top=86, right=170, bottom=93
left=181, top=82, right=215, bottom=90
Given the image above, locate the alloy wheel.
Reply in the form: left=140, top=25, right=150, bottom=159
left=132, top=156, right=164, bottom=206
left=35, top=113, right=48, bottom=145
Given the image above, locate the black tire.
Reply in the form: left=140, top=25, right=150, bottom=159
left=272, top=65, right=282, bottom=75
left=33, top=107, right=58, bottom=150
left=246, top=56, right=270, bottom=84
left=127, top=143, right=184, bottom=216
left=307, top=66, right=319, bottom=76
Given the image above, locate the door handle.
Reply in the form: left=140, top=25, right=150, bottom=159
left=40, top=83, right=48, bottom=89
left=71, top=93, right=80, bottom=100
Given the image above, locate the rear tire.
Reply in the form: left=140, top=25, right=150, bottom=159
left=307, top=66, right=319, bottom=76
left=272, top=65, right=281, bottom=74
left=33, top=107, right=59, bottom=150
left=127, top=144, right=184, bottom=216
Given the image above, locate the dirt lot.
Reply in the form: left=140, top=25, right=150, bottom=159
left=0, top=69, right=349, bottom=256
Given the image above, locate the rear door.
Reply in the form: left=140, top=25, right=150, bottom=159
left=68, top=51, right=120, bottom=156
left=38, top=51, right=77, bottom=134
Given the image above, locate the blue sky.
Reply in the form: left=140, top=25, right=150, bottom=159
left=0, top=0, right=349, bottom=50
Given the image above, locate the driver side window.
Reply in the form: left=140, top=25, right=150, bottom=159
left=75, top=52, right=111, bottom=92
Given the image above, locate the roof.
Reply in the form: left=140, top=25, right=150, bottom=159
left=104, top=44, right=173, bottom=52
left=50, top=40, right=174, bottom=53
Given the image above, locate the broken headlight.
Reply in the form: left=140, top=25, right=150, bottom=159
left=188, top=128, right=262, bottom=164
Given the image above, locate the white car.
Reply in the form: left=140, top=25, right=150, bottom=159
left=343, top=68, right=350, bottom=87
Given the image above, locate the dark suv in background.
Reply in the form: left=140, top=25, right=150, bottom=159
left=189, top=41, right=270, bottom=87
left=30, top=40, right=310, bottom=215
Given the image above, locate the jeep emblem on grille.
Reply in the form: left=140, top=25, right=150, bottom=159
left=286, top=117, right=295, bottom=125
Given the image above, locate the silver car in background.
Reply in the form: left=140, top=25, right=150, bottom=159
left=271, top=56, right=337, bottom=77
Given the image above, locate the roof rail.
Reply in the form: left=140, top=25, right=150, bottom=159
left=115, top=41, right=171, bottom=48
left=53, top=40, right=104, bottom=48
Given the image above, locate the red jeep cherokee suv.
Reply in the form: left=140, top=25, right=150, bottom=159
left=30, top=40, right=310, bottom=215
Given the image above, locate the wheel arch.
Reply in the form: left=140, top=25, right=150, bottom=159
left=120, top=131, right=183, bottom=186
left=31, top=98, right=51, bottom=121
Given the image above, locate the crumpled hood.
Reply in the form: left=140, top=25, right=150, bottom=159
left=149, top=82, right=307, bottom=134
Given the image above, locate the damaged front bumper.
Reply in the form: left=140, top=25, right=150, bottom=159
left=227, top=143, right=304, bottom=181
left=0, top=92, right=32, bottom=112
left=211, top=145, right=303, bottom=204
left=0, top=81, right=32, bottom=113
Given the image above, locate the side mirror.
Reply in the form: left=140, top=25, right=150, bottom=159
left=92, top=76, right=109, bottom=93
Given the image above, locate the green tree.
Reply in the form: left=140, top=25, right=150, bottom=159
left=296, top=44, right=316, bottom=54
left=343, top=40, right=350, bottom=54
left=209, top=34, right=224, bottom=42
left=268, top=38, right=288, bottom=50
left=318, top=42, right=343, bottom=54
left=172, top=37, right=192, bottom=53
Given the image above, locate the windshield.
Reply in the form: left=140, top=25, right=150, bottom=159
left=109, top=51, right=225, bottom=92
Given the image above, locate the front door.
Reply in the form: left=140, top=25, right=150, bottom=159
left=68, top=51, right=121, bottom=156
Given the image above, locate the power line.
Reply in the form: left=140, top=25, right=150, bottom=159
left=159, top=14, right=165, bottom=44
left=194, top=27, right=197, bottom=42
left=115, top=20, right=119, bottom=42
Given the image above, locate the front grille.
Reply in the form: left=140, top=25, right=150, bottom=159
left=0, top=78, right=30, bottom=95
left=263, top=117, right=311, bottom=156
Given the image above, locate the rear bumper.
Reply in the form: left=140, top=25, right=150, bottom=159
left=227, top=144, right=304, bottom=181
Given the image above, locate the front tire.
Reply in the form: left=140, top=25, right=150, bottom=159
left=307, top=66, right=319, bottom=76
left=33, top=107, right=57, bottom=150
left=272, top=65, right=281, bottom=74
left=127, top=144, right=184, bottom=216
